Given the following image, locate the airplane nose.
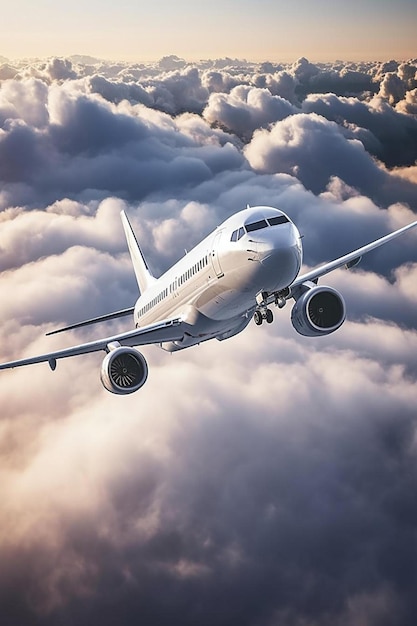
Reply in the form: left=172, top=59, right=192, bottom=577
left=253, top=225, right=302, bottom=290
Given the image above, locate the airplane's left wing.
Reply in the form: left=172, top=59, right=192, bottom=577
left=291, top=219, right=417, bottom=290
left=0, top=317, right=185, bottom=371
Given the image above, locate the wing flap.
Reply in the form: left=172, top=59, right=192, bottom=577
left=0, top=317, right=185, bottom=371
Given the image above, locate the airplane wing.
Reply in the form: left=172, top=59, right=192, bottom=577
left=290, top=219, right=417, bottom=290
left=0, top=317, right=185, bottom=371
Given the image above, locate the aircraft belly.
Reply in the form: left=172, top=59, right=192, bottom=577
left=160, top=312, right=250, bottom=352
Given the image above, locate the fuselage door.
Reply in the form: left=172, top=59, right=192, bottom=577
left=211, top=230, right=224, bottom=278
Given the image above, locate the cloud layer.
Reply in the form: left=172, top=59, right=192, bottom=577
left=1, top=55, right=417, bottom=626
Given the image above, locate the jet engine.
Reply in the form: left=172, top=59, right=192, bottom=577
left=291, top=282, right=346, bottom=337
left=100, top=346, right=148, bottom=395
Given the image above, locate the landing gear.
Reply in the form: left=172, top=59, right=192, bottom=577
left=274, top=287, right=290, bottom=309
left=254, top=288, right=290, bottom=326
left=254, top=310, right=263, bottom=326
left=253, top=308, right=274, bottom=326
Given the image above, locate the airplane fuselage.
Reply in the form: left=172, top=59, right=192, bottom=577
left=133, top=206, right=303, bottom=351
left=1, top=203, right=416, bottom=395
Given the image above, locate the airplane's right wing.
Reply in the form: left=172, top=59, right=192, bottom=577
left=0, top=317, right=186, bottom=372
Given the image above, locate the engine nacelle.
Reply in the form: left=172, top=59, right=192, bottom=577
left=100, top=346, right=148, bottom=395
left=291, top=282, right=346, bottom=337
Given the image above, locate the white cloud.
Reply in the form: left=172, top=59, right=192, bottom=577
left=379, top=72, right=407, bottom=104
left=1, top=54, right=417, bottom=626
left=396, top=88, right=417, bottom=115
left=203, top=85, right=295, bottom=139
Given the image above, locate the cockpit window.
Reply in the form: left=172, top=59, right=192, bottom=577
left=231, top=216, right=289, bottom=241
left=230, top=227, right=246, bottom=242
left=245, top=219, right=268, bottom=232
left=268, top=215, right=289, bottom=226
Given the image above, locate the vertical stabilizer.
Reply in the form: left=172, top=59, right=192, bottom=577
left=121, top=211, right=156, bottom=294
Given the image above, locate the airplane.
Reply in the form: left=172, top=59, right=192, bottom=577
left=1, top=205, right=416, bottom=394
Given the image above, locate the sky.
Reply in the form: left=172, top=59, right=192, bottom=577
left=1, top=7, right=417, bottom=626
left=1, top=0, right=416, bottom=62
left=1, top=54, right=417, bottom=626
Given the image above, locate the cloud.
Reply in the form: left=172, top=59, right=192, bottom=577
left=0, top=63, right=18, bottom=80
left=397, top=88, right=417, bottom=115
left=244, top=112, right=386, bottom=194
left=1, top=54, right=417, bottom=626
left=143, top=66, right=210, bottom=115
left=86, top=74, right=153, bottom=107
left=244, top=112, right=417, bottom=208
left=201, top=69, right=246, bottom=95
left=203, top=85, right=295, bottom=139
left=379, top=72, right=407, bottom=105
left=0, top=77, right=49, bottom=128
left=301, top=92, right=417, bottom=169
left=397, top=62, right=417, bottom=90
left=45, top=57, right=77, bottom=82
left=1, top=320, right=417, bottom=625
left=0, top=80, right=244, bottom=208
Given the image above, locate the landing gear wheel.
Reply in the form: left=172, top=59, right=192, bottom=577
left=265, top=308, right=273, bottom=324
left=254, top=310, right=263, bottom=326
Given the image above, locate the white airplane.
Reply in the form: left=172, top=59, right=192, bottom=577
left=1, top=205, right=416, bottom=394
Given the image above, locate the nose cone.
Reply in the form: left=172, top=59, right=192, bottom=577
left=255, top=224, right=302, bottom=291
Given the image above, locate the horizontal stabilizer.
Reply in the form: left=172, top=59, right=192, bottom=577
left=46, top=307, right=134, bottom=336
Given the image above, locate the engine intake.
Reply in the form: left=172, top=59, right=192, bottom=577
left=291, top=282, right=346, bottom=337
left=100, top=346, right=148, bottom=395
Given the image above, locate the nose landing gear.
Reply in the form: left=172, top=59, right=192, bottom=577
left=254, top=287, right=290, bottom=326
left=254, top=290, right=274, bottom=325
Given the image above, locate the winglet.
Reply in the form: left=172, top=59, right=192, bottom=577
left=121, top=211, right=156, bottom=294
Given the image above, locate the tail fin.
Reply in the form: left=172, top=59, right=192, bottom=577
left=121, top=211, right=156, bottom=294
